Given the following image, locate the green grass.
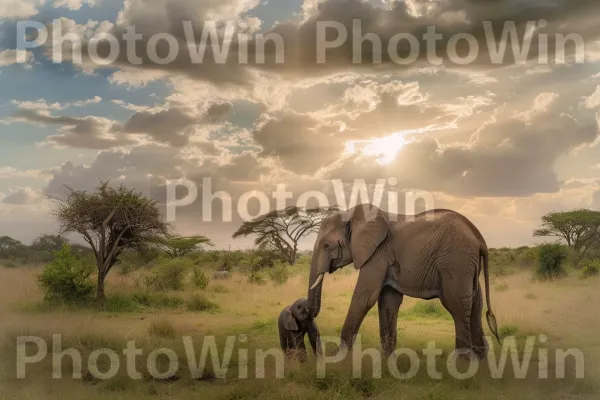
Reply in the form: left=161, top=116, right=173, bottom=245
left=499, top=324, right=519, bottom=338
left=20, top=292, right=186, bottom=313
left=186, top=293, right=220, bottom=312
left=402, top=301, right=451, bottom=320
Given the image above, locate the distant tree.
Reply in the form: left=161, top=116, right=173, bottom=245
left=31, top=234, right=68, bottom=252
left=151, top=234, right=213, bottom=258
left=533, top=209, right=600, bottom=267
left=0, top=236, right=26, bottom=259
left=232, top=206, right=339, bottom=265
left=51, top=182, right=169, bottom=300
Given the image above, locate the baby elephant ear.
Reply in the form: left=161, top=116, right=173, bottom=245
left=284, top=309, right=299, bottom=331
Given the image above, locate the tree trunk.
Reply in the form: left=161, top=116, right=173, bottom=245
left=96, top=271, right=106, bottom=301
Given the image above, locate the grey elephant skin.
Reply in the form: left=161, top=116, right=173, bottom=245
left=278, top=298, right=322, bottom=361
left=307, top=204, right=500, bottom=358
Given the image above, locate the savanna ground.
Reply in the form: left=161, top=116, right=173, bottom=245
left=0, top=257, right=599, bottom=400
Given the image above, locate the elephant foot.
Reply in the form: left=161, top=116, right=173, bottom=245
left=472, top=345, right=488, bottom=360
left=450, top=348, right=478, bottom=363
left=472, top=337, right=489, bottom=359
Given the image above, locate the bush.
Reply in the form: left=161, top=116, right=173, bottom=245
left=148, top=319, right=175, bottom=338
left=145, top=258, right=189, bottom=291
left=37, top=244, right=95, bottom=303
left=499, top=324, right=519, bottom=338
left=190, top=266, right=209, bottom=289
left=248, top=270, right=266, bottom=285
left=580, top=261, right=600, bottom=279
left=536, top=244, right=568, bottom=280
left=186, top=293, right=219, bottom=312
left=268, top=261, right=290, bottom=285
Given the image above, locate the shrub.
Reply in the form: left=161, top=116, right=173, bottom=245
left=145, top=258, right=189, bottom=291
left=190, top=266, right=210, bottom=289
left=148, top=319, right=175, bottom=338
left=248, top=270, right=266, bottom=285
left=499, top=325, right=519, bottom=338
left=37, top=244, right=95, bottom=303
left=536, top=244, right=568, bottom=280
left=580, top=261, right=600, bottom=279
left=100, top=294, right=138, bottom=312
left=186, top=293, right=220, bottom=312
left=268, top=261, right=290, bottom=285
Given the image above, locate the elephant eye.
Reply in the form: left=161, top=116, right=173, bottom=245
left=324, top=243, right=330, bottom=249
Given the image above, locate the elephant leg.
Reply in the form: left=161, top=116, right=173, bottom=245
left=440, top=277, right=474, bottom=357
left=470, top=284, right=488, bottom=359
left=378, top=286, right=404, bottom=356
left=339, top=260, right=388, bottom=350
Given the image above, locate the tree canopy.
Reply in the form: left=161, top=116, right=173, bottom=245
left=31, top=234, right=68, bottom=252
left=52, top=182, right=169, bottom=299
left=232, top=206, right=339, bottom=264
left=533, top=209, right=600, bottom=266
left=151, top=234, right=213, bottom=258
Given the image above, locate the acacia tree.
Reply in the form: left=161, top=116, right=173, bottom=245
left=151, top=234, right=213, bottom=258
left=52, top=182, right=169, bottom=300
left=533, top=209, right=600, bottom=267
left=0, top=236, right=26, bottom=259
left=31, top=234, right=68, bottom=252
left=233, top=206, right=339, bottom=265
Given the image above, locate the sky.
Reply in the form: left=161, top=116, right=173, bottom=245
left=0, top=0, right=600, bottom=249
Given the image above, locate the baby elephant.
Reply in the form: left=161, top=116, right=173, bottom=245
left=278, top=298, right=322, bottom=361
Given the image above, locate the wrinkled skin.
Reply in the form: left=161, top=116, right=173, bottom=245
left=278, top=298, right=322, bottom=362
left=307, top=205, right=500, bottom=359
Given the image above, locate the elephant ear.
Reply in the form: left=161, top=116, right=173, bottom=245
left=346, top=205, right=389, bottom=269
left=283, top=307, right=299, bottom=331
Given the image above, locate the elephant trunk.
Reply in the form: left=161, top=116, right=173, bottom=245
left=308, top=256, right=324, bottom=318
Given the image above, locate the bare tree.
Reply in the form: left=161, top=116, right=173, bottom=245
left=233, top=206, right=339, bottom=264
left=51, top=182, right=169, bottom=300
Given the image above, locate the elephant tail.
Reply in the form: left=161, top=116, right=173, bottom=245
left=482, top=248, right=501, bottom=344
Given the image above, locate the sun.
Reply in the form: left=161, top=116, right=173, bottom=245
left=345, top=132, right=411, bottom=165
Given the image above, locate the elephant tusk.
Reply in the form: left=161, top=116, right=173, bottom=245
left=310, top=273, right=324, bottom=290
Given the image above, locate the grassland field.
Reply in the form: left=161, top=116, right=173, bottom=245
left=0, top=259, right=598, bottom=400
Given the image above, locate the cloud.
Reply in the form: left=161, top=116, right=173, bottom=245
left=50, top=0, right=600, bottom=86
left=0, top=49, right=33, bottom=67
left=252, top=112, right=345, bottom=175
left=11, top=96, right=102, bottom=111
left=0, top=0, right=43, bottom=18
left=53, top=0, right=96, bottom=11
left=581, top=85, right=600, bottom=109
left=11, top=109, right=136, bottom=149
left=1, top=187, right=41, bottom=205
left=121, top=102, right=233, bottom=147
left=325, top=92, right=600, bottom=197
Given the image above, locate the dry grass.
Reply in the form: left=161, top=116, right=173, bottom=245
left=0, top=265, right=598, bottom=399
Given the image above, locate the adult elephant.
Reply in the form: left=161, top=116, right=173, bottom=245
left=307, top=204, right=500, bottom=358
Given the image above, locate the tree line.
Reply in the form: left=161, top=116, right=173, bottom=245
left=3, top=181, right=598, bottom=302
